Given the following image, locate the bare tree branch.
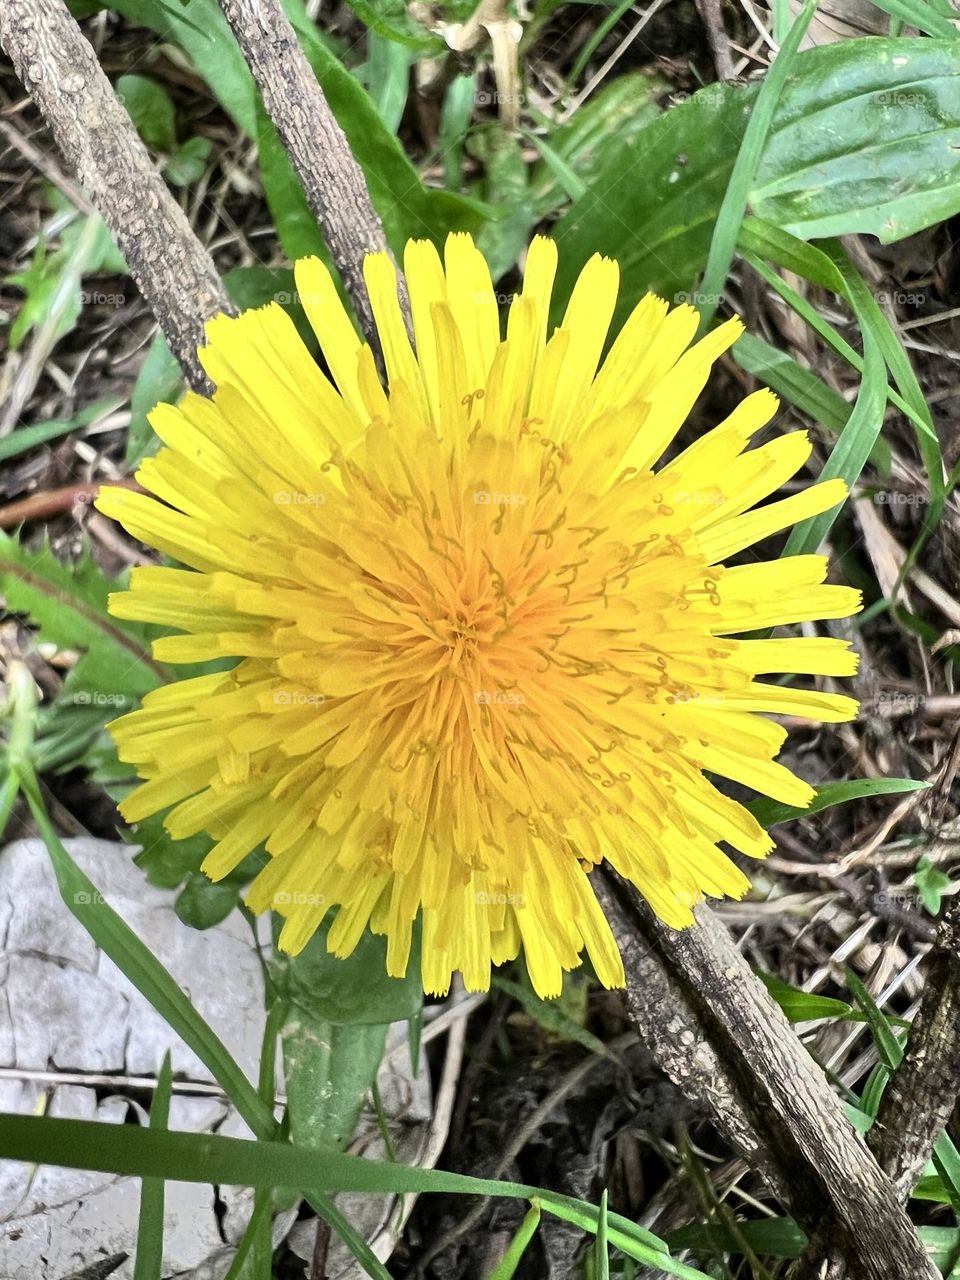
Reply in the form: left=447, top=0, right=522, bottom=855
left=597, top=868, right=940, bottom=1280
left=0, top=0, right=234, bottom=393
left=218, top=0, right=407, bottom=356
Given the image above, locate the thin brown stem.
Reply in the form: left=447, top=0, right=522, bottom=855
left=218, top=0, right=409, bottom=357
left=0, top=0, right=234, bottom=392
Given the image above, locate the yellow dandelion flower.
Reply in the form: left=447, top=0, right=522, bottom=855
left=97, top=233, right=860, bottom=999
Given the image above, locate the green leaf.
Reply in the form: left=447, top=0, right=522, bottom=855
left=15, top=773, right=274, bottom=1139
left=552, top=40, right=960, bottom=324
left=914, top=854, right=952, bottom=916
left=669, top=1216, right=807, bottom=1260
left=127, top=331, right=184, bottom=465
left=163, top=134, right=213, bottom=186
left=0, top=532, right=165, bottom=704
left=494, top=974, right=613, bottom=1059
left=364, top=34, right=414, bottom=132
left=0, top=395, right=124, bottom=464
left=272, top=917, right=422, bottom=1026
left=747, top=778, right=929, bottom=828
left=528, top=73, right=665, bottom=216
left=696, top=0, right=819, bottom=333
left=594, top=1190, right=610, bottom=1280
left=174, top=870, right=245, bottom=929
left=846, top=969, right=904, bottom=1070
left=782, top=321, right=885, bottom=555
left=115, top=74, right=177, bottom=151
left=759, top=972, right=856, bottom=1024
left=439, top=74, right=476, bottom=190
left=732, top=332, right=853, bottom=432
left=283, top=1018, right=389, bottom=1150
left=133, top=1052, right=172, bottom=1280
left=469, top=125, right=534, bottom=281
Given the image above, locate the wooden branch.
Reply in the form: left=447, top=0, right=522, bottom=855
left=218, top=0, right=405, bottom=355
left=0, top=0, right=234, bottom=393
left=796, top=892, right=960, bottom=1280
left=597, top=868, right=939, bottom=1280
left=875, top=894, right=960, bottom=1193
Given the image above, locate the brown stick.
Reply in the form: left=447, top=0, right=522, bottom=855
left=0, top=479, right=144, bottom=531
left=217, top=0, right=406, bottom=355
left=597, top=868, right=940, bottom=1280
left=795, top=891, right=960, bottom=1280
left=0, top=0, right=234, bottom=393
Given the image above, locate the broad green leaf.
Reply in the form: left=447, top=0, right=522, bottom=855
left=364, top=34, right=414, bottom=132
left=748, top=778, right=929, bottom=828
left=528, top=73, right=664, bottom=215
left=283, top=1018, right=389, bottom=1150
left=115, top=74, right=177, bottom=151
left=272, top=917, right=422, bottom=1026
left=175, top=870, right=246, bottom=929
left=552, top=40, right=960, bottom=323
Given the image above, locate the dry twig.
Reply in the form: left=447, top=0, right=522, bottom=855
left=0, top=0, right=234, bottom=392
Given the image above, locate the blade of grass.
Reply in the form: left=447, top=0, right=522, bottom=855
left=782, top=325, right=885, bottom=555
left=594, top=1189, right=610, bottom=1280
left=17, top=768, right=273, bottom=1135
left=568, top=0, right=639, bottom=85
left=747, top=778, right=928, bottom=828
left=487, top=1201, right=542, bottom=1280
left=695, top=0, right=819, bottom=334
left=133, top=1051, right=172, bottom=1280
left=0, top=1113, right=713, bottom=1279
